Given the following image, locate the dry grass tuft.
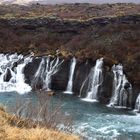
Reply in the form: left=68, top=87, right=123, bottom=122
left=0, top=108, right=79, bottom=140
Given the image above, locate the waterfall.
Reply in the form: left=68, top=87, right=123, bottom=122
left=0, top=54, right=32, bottom=94
left=43, top=57, right=63, bottom=91
left=82, top=58, right=103, bottom=102
left=31, top=58, right=45, bottom=89
left=14, top=56, right=32, bottom=94
left=134, top=94, right=140, bottom=112
left=108, top=64, right=132, bottom=107
left=64, top=57, right=76, bottom=94
left=32, top=56, right=63, bottom=91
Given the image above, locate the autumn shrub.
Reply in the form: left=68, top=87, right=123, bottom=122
left=9, top=90, right=74, bottom=133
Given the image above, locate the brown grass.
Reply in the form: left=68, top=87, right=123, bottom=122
left=0, top=106, right=79, bottom=140
left=0, top=3, right=139, bottom=20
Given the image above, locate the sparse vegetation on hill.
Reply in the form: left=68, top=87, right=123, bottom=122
left=0, top=3, right=139, bottom=88
left=0, top=3, right=139, bottom=20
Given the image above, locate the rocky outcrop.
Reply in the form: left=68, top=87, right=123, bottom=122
left=1, top=14, right=139, bottom=31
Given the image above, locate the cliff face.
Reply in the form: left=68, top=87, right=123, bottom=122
left=0, top=14, right=140, bottom=88
left=24, top=56, right=134, bottom=107
left=0, top=4, right=139, bottom=93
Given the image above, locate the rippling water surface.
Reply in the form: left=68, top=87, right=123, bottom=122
left=0, top=91, right=140, bottom=140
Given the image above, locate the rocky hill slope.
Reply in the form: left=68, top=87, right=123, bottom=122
left=0, top=3, right=139, bottom=88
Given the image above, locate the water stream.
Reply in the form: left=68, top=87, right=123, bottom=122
left=135, top=94, right=140, bottom=112
left=82, top=58, right=103, bottom=102
left=32, top=56, right=63, bottom=91
left=108, top=64, right=132, bottom=107
left=64, top=57, right=76, bottom=94
left=0, top=54, right=32, bottom=94
left=0, top=91, right=140, bottom=140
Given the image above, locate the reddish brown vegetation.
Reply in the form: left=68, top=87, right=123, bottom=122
left=0, top=3, right=139, bottom=86
left=0, top=3, right=140, bottom=20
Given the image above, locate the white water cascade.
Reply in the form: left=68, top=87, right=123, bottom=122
left=82, top=58, right=103, bottom=102
left=43, top=57, right=63, bottom=91
left=64, top=57, right=76, bottom=94
left=0, top=53, right=32, bottom=94
left=14, top=56, right=33, bottom=94
left=31, top=58, right=45, bottom=89
left=32, top=56, right=63, bottom=91
left=134, top=94, right=140, bottom=112
left=108, top=64, right=132, bottom=107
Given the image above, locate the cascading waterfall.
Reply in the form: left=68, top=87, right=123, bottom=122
left=108, top=64, right=132, bottom=107
left=31, top=58, right=45, bottom=89
left=82, top=58, right=103, bottom=102
left=0, top=53, right=139, bottom=112
left=14, top=56, right=33, bottom=94
left=43, top=57, right=63, bottom=91
left=64, top=57, right=76, bottom=94
left=0, top=53, right=32, bottom=94
left=32, top=56, right=63, bottom=91
left=134, top=94, right=140, bottom=112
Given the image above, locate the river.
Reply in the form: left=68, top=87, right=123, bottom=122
left=0, top=91, right=140, bottom=140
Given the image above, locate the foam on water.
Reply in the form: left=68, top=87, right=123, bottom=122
left=81, top=98, right=98, bottom=102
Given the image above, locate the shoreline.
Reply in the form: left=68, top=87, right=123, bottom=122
left=0, top=105, right=79, bottom=140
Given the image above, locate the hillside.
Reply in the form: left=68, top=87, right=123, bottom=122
left=0, top=3, right=139, bottom=88
left=0, top=3, right=140, bottom=19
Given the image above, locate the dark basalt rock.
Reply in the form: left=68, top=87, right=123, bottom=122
left=99, top=70, right=113, bottom=104
left=1, top=15, right=139, bottom=32
left=73, top=59, right=94, bottom=95
left=124, top=82, right=131, bottom=89
left=51, top=59, right=70, bottom=91
left=24, top=57, right=42, bottom=86
left=4, top=68, right=12, bottom=82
